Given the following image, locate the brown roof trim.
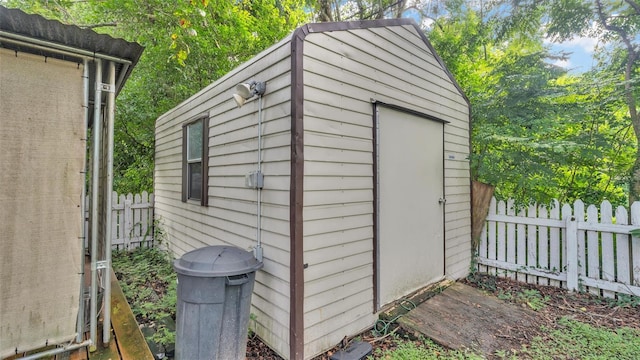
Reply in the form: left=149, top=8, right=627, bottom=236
left=289, top=24, right=307, bottom=360
left=373, top=100, right=450, bottom=124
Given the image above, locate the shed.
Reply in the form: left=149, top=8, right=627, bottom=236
left=0, top=6, right=143, bottom=358
left=154, top=19, right=471, bottom=359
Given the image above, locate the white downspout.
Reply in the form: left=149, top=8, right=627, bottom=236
left=102, top=61, right=116, bottom=344
left=89, top=58, right=102, bottom=349
left=76, top=58, right=90, bottom=343
left=255, top=95, right=264, bottom=262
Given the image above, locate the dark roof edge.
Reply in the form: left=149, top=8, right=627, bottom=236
left=0, top=5, right=143, bottom=91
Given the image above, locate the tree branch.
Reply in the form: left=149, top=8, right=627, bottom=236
left=80, top=22, right=118, bottom=29
left=595, top=0, right=636, bottom=55
left=623, top=0, right=640, bottom=14
left=597, top=0, right=640, bottom=201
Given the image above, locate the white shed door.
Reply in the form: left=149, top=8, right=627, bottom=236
left=377, top=105, right=445, bottom=308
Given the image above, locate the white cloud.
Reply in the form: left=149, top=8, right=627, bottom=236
left=544, top=35, right=599, bottom=53
left=551, top=58, right=571, bottom=69
left=544, top=22, right=601, bottom=54
left=421, top=17, right=434, bottom=29
left=562, top=36, right=598, bottom=53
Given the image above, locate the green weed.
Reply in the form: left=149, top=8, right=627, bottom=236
left=494, top=349, right=518, bottom=359
left=606, top=293, right=640, bottom=308
left=112, top=246, right=177, bottom=347
left=369, top=336, right=482, bottom=360
left=516, top=289, right=549, bottom=311
left=497, top=290, right=513, bottom=301
left=521, top=317, right=640, bottom=359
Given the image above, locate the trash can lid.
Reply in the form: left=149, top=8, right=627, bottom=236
left=173, top=245, right=263, bottom=277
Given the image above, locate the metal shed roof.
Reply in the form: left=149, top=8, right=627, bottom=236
left=0, top=5, right=143, bottom=95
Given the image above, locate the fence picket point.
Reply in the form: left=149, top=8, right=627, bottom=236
left=574, top=200, right=586, bottom=288
left=566, top=216, right=579, bottom=292
left=527, top=204, right=538, bottom=284
left=616, top=206, right=631, bottom=287
left=601, top=201, right=614, bottom=298
left=516, top=207, right=527, bottom=283
left=497, top=200, right=507, bottom=277
left=538, top=205, right=549, bottom=286
left=506, top=199, right=516, bottom=280
left=631, top=203, right=640, bottom=287
left=479, top=211, right=489, bottom=274
left=488, top=197, right=497, bottom=275
left=586, top=205, right=600, bottom=295
left=549, top=200, right=560, bottom=288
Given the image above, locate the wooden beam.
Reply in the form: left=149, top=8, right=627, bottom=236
left=109, top=269, right=155, bottom=360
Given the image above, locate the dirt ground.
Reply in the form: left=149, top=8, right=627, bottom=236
left=246, top=273, right=640, bottom=359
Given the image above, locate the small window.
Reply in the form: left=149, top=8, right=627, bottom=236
left=182, top=116, right=208, bottom=205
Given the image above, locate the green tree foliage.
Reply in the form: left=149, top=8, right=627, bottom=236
left=97, top=0, right=309, bottom=193
left=5, top=0, right=309, bottom=193
left=312, top=0, right=425, bottom=22
left=495, top=0, right=639, bottom=204
left=426, top=1, right=635, bottom=206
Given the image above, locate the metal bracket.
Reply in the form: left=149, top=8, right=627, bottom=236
left=439, top=198, right=447, bottom=205
left=93, top=260, right=108, bottom=270
left=98, top=83, right=114, bottom=93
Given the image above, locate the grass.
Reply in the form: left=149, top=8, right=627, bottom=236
left=520, top=317, right=640, bottom=360
left=112, top=246, right=177, bottom=347
left=369, top=336, right=483, bottom=359
left=370, top=320, right=640, bottom=359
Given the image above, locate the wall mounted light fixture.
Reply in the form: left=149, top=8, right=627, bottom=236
left=232, top=80, right=266, bottom=108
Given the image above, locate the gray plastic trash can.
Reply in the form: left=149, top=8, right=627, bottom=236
left=173, top=245, right=263, bottom=360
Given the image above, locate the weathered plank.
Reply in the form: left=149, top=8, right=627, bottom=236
left=398, top=282, right=537, bottom=356
left=109, top=270, right=155, bottom=360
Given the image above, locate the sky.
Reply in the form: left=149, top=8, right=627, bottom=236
left=410, top=6, right=601, bottom=74
left=546, top=34, right=600, bottom=74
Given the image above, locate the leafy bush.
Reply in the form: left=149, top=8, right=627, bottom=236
left=112, top=247, right=177, bottom=346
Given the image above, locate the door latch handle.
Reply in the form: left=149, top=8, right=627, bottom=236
left=438, top=198, right=447, bottom=204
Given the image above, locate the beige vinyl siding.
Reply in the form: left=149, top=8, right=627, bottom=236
left=301, top=25, right=470, bottom=358
left=154, top=37, right=292, bottom=358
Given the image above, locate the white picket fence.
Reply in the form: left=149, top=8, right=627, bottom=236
left=477, top=197, right=640, bottom=298
left=85, top=191, right=155, bottom=250
left=111, top=191, right=154, bottom=249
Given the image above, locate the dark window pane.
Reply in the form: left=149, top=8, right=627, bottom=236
left=189, top=162, right=202, bottom=200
